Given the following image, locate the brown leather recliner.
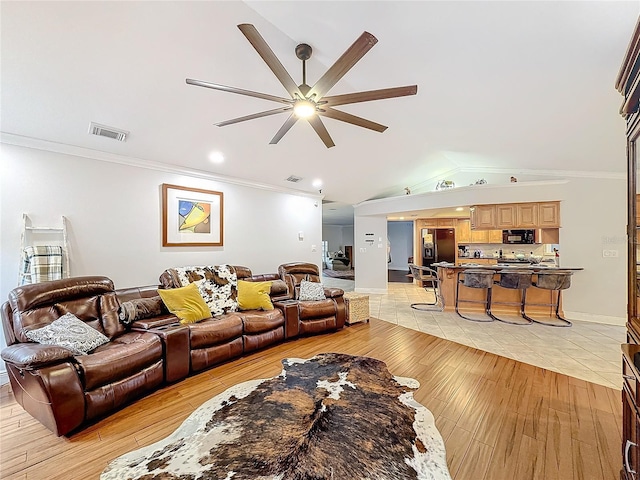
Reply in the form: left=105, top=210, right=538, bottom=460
left=277, top=262, right=346, bottom=338
left=0, top=276, right=164, bottom=436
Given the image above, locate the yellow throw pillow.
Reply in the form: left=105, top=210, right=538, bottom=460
left=157, top=283, right=211, bottom=324
left=237, top=280, right=274, bottom=311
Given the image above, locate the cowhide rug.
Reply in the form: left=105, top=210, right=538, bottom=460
left=101, top=353, right=451, bottom=480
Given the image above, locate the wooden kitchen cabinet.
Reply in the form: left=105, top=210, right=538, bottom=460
left=470, top=205, right=495, bottom=230
left=470, top=229, right=489, bottom=243
left=456, top=219, right=471, bottom=243
left=538, top=202, right=560, bottom=227
left=437, top=218, right=455, bottom=228
left=495, top=204, right=517, bottom=228
left=489, top=230, right=503, bottom=243
left=516, top=203, right=539, bottom=227
left=419, top=219, right=438, bottom=227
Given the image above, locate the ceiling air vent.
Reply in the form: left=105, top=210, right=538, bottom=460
left=286, top=175, right=302, bottom=183
left=88, top=122, right=129, bottom=142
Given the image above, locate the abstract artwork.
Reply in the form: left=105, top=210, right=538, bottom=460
left=162, top=184, right=223, bottom=246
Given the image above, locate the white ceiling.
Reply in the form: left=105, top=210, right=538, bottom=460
left=1, top=1, right=637, bottom=226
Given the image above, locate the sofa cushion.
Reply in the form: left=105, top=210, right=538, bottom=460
left=298, top=280, right=326, bottom=301
left=298, top=299, right=337, bottom=320
left=157, top=283, right=211, bottom=325
left=188, top=315, right=244, bottom=350
left=237, top=281, right=273, bottom=311
left=75, top=331, right=163, bottom=391
left=241, top=309, right=284, bottom=334
left=25, top=313, right=110, bottom=355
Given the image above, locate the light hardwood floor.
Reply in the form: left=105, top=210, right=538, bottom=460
left=0, top=319, right=621, bottom=480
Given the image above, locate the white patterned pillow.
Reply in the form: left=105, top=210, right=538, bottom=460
left=298, top=280, right=326, bottom=301
left=174, top=265, right=238, bottom=316
left=25, top=313, right=109, bottom=355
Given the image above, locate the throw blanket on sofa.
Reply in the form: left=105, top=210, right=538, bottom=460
left=20, top=245, right=64, bottom=285
left=173, top=265, right=238, bottom=316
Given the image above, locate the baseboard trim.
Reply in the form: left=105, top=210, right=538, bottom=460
left=0, top=370, right=8, bottom=386
left=563, top=311, right=626, bottom=326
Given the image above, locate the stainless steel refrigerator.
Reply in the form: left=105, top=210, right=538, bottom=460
left=421, top=228, right=456, bottom=268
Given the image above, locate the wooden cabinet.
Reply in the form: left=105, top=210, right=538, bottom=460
left=516, top=203, right=539, bottom=227
left=456, top=219, right=471, bottom=243
left=471, top=201, right=560, bottom=229
left=489, top=229, right=503, bottom=243
left=419, top=219, right=438, bottom=227
left=495, top=204, right=516, bottom=228
left=538, top=202, right=560, bottom=227
left=617, top=20, right=640, bottom=480
left=470, top=205, right=495, bottom=230
left=456, top=219, right=502, bottom=244
left=470, top=229, right=489, bottom=243
left=437, top=218, right=454, bottom=228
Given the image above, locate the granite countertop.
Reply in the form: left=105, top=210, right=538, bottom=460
left=434, top=262, right=583, bottom=271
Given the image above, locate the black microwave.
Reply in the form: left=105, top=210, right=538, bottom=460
left=502, top=229, right=536, bottom=244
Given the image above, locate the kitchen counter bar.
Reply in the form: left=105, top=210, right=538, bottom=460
left=434, top=264, right=582, bottom=316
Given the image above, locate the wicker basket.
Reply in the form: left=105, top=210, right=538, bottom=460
left=343, top=292, right=370, bottom=325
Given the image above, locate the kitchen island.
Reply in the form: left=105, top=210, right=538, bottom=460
left=434, top=263, right=583, bottom=317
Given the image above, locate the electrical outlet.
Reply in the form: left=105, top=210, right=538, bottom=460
left=311, top=245, right=316, bottom=252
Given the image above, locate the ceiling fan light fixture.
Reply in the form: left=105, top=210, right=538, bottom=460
left=293, top=100, right=316, bottom=118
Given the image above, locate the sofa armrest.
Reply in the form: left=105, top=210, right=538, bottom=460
left=131, top=315, right=180, bottom=330
left=1, top=343, right=74, bottom=370
left=323, top=287, right=344, bottom=299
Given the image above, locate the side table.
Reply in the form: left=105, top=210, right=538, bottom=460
left=343, top=292, right=370, bottom=325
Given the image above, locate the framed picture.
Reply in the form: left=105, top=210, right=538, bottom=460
left=162, top=183, right=223, bottom=247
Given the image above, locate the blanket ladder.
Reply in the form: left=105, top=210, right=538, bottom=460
left=19, top=214, right=70, bottom=284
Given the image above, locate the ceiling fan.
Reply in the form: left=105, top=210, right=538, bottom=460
left=186, top=24, right=418, bottom=148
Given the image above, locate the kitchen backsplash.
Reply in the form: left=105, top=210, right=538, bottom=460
left=460, top=244, right=549, bottom=259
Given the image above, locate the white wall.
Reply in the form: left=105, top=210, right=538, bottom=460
left=354, top=216, right=388, bottom=293
left=387, top=221, right=413, bottom=270
left=0, top=143, right=323, bottom=377
left=354, top=178, right=627, bottom=324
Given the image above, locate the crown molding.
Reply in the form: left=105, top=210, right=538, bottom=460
left=0, top=132, right=323, bottom=200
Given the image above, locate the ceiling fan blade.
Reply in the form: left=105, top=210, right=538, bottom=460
left=307, top=116, right=336, bottom=148
left=322, top=85, right=418, bottom=107
left=215, top=107, right=292, bottom=127
left=186, top=79, right=293, bottom=105
left=238, top=24, right=304, bottom=99
left=270, top=114, right=298, bottom=144
left=307, top=32, right=378, bottom=100
left=319, top=107, right=387, bottom=133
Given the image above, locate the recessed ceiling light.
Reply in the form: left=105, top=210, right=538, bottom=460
left=455, top=207, right=464, bottom=211
left=312, top=179, right=323, bottom=188
left=209, top=152, right=224, bottom=164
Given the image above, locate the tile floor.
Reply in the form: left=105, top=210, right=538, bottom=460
left=323, top=275, right=625, bottom=390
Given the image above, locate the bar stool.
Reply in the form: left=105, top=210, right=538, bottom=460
left=523, top=270, right=573, bottom=327
left=488, top=270, right=533, bottom=325
left=408, top=264, right=444, bottom=311
left=455, top=269, right=494, bottom=322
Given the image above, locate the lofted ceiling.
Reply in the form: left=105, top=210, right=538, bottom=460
left=1, top=1, right=637, bottom=226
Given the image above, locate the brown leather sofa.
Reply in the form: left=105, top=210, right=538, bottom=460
left=0, top=276, right=165, bottom=436
left=154, top=265, right=292, bottom=374
left=277, top=262, right=346, bottom=337
left=0, top=264, right=345, bottom=436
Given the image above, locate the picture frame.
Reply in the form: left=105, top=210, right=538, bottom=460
left=162, top=183, right=223, bottom=247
